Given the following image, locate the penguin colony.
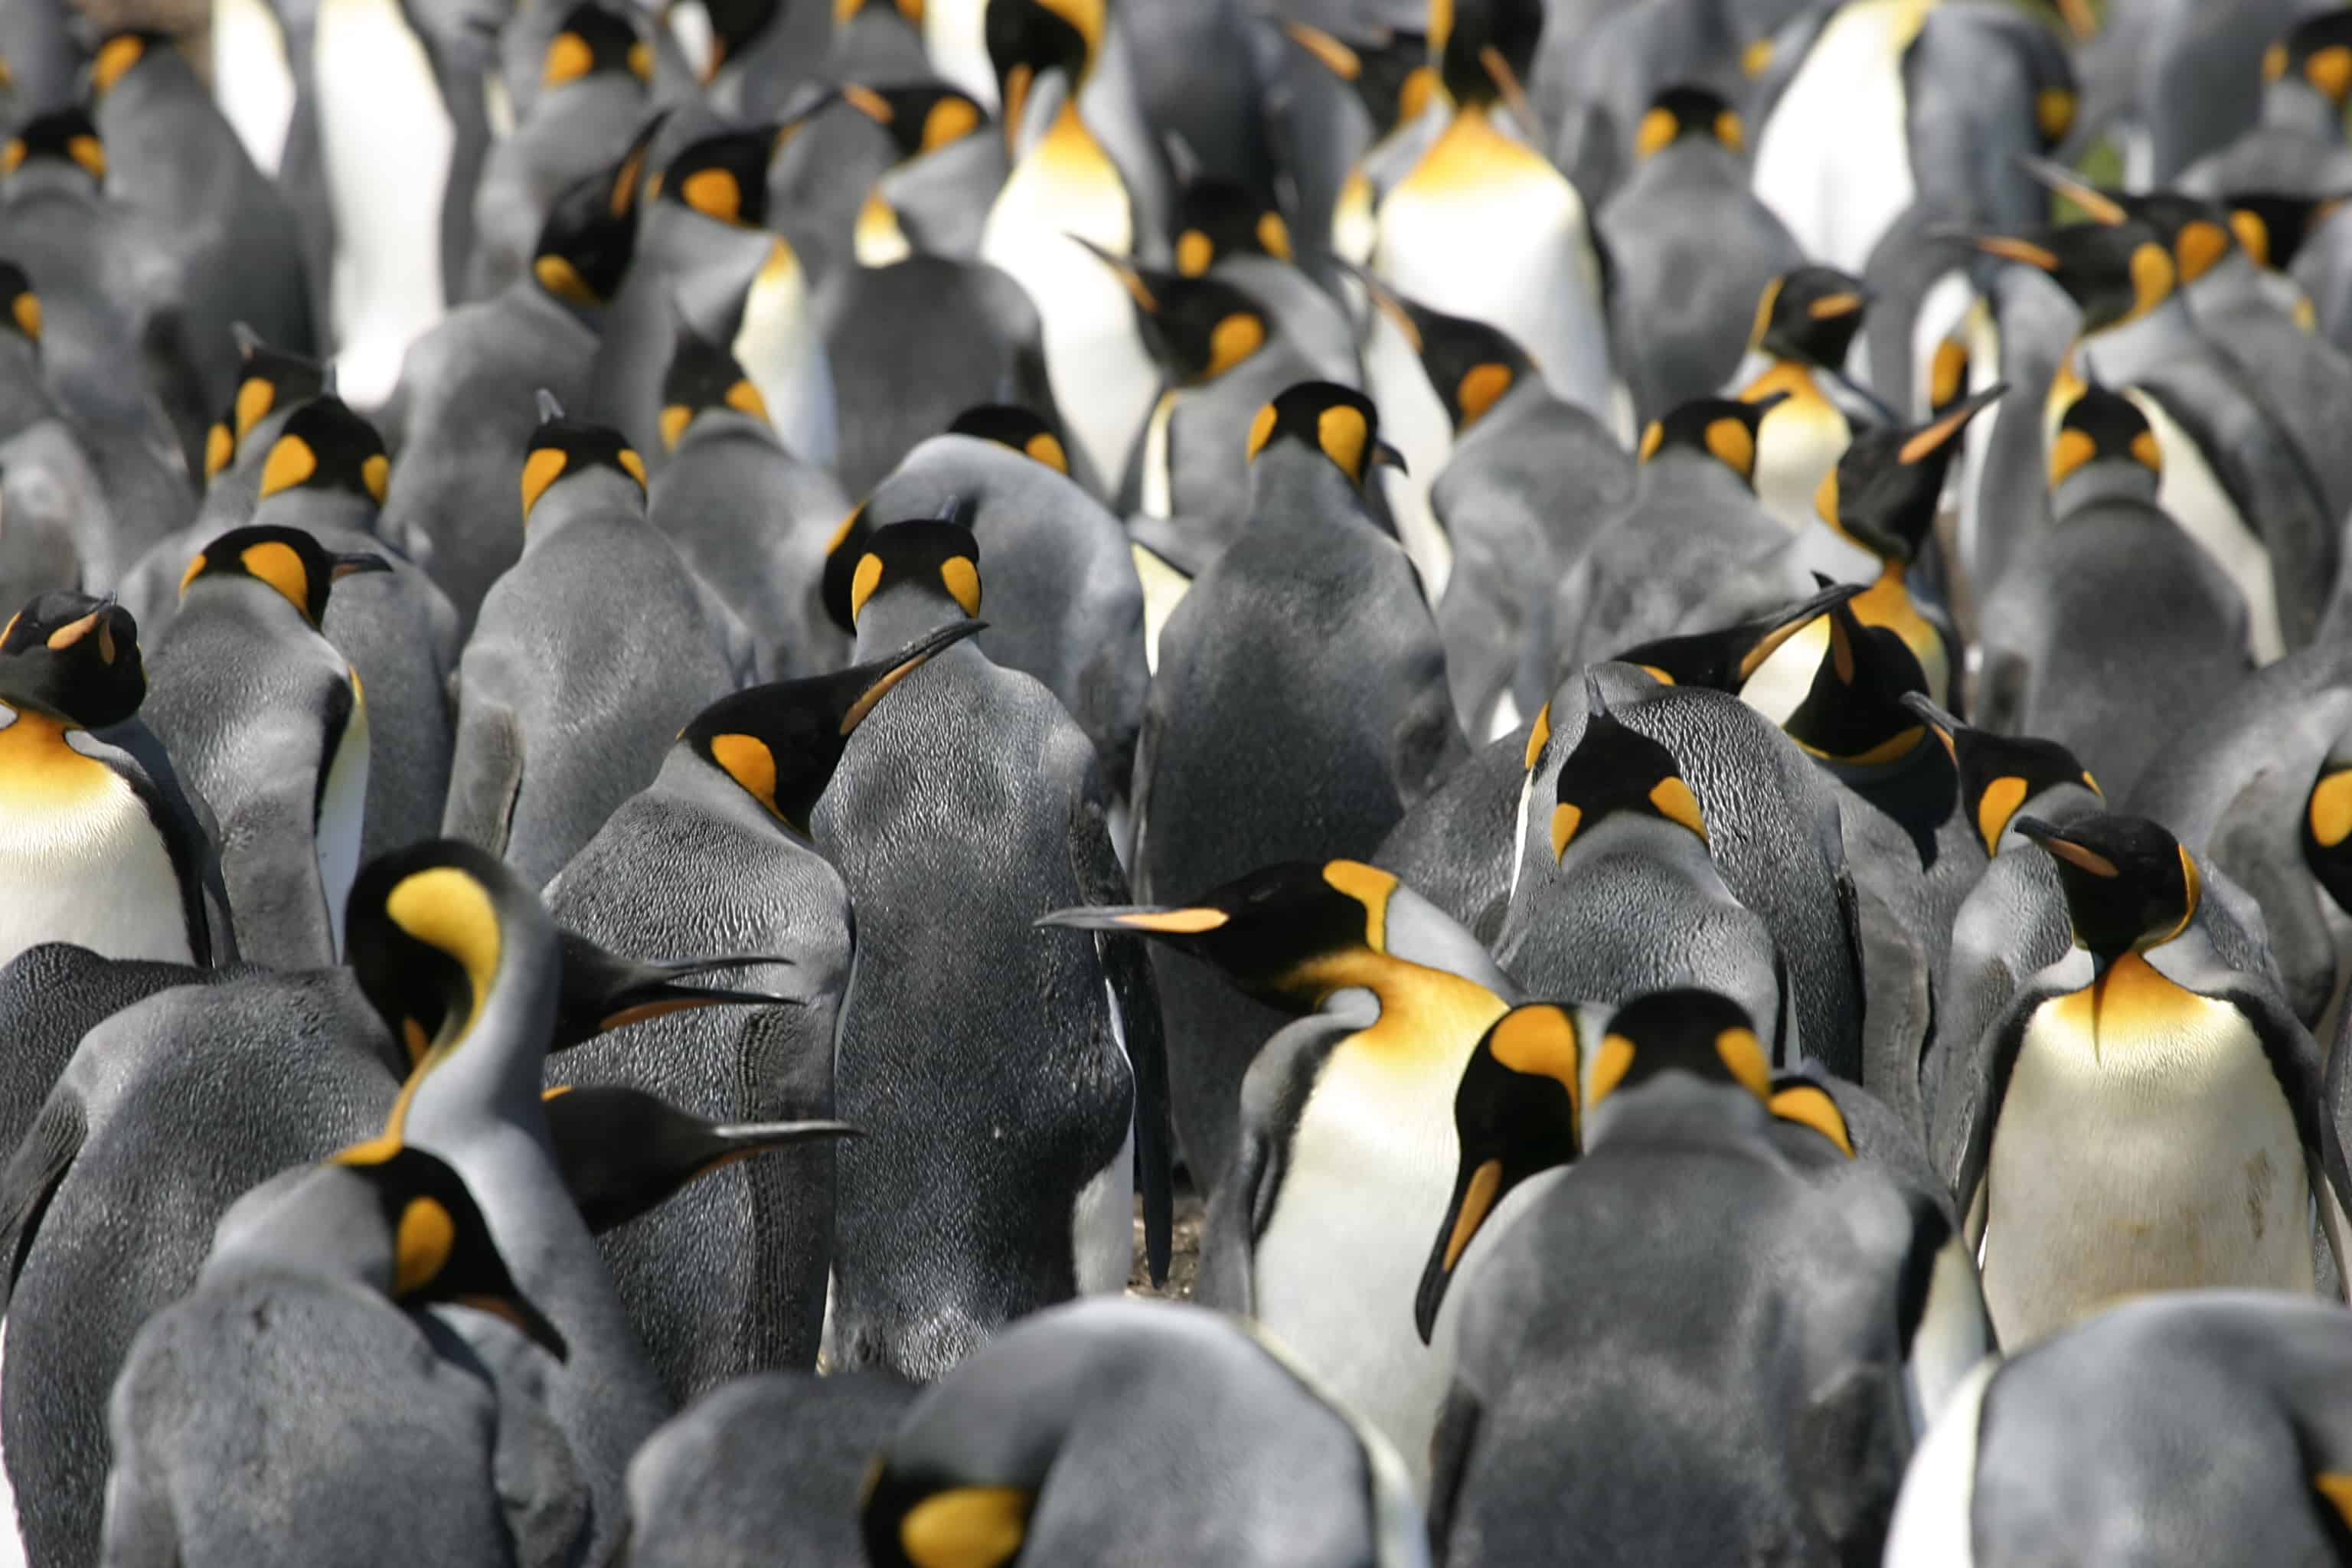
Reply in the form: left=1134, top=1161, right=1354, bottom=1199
left=11, top=0, right=2352, bottom=1560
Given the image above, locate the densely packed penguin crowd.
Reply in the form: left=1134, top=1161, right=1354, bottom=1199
left=6, top=0, right=2352, bottom=1561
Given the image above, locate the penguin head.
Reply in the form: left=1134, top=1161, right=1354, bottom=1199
left=1431, top=0, right=1543, bottom=113
left=1781, top=598, right=1931, bottom=767
left=2266, top=10, right=2352, bottom=107
left=946, top=404, right=1071, bottom=475
left=541, top=1083, right=853, bottom=1234
left=1973, top=220, right=2175, bottom=332
left=2020, top=163, right=2245, bottom=291
left=1580, top=988, right=1776, bottom=1147
left=87, top=31, right=171, bottom=97
left=253, top=396, right=390, bottom=511
left=1079, top=240, right=1269, bottom=384
left=1749, top=266, right=1870, bottom=368
left=328, top=1142, right=568, bottom=1358
left=178, top=524, right=390, bottom=629
left=658, top=328, right=769, bottom=451
left=2301, top=733, right=2352, bottom=916
left=345, top=838, right=553, bottom=1073
left=521, top=394, right=648, bottom=524
left=1354, top=269, right=1535, bottom=435
left=541, top=2, right=651, bottom=89
left=1633, top=83, right=1745, bottom=161
left=1279, top=21, right=1436, bottom=139
left=530, top=151, right=648, bottom=309
left=1903, top=693, right=2101, bottom=855
left=1170, top=175, right=1291, bottom=276
left=659, top=122, right=787, bottom=227
left=204, top=328, right=329, bottom=483
left=2, top=107, right=106, bottom=188
left=0, top=260, right=39, bottom=353
left=678, top=619, right=985, bottom=835
left=1548, top=678, right=1707, bottom=861
left=830, top=511, right=983, bottom=637
left=2013, top=814, right=2200, bottom=964
left=2226, top=191, right=2344, bottom=274
left=1415, top=1001, right=1589, bottom=1339
left=0, top=591, right=143, bottom=727
left=1037, top=859, right=1458, bottom=1015
left=1636, top=395, right=1779, bottom=488
left=1816, top=385, right=2005, bottom=564
left=839, top=81, right=988, bottom=167
left=1245, top=381, right=1399, bottom=492
left=1609, top=581, right=1859, bottom=693
left=702, top=0, right=779, bottom=78
left=2048, top=377, right=2161, bottom=508
left=988, top=0, right=1104, bottom=139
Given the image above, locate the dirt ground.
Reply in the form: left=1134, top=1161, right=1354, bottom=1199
left=1126, top=1191, right=1205, bottom=1301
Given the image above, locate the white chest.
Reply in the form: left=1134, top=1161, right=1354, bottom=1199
left=1750, top=0, right=1922, bottom=273
left=0, top=761, right=190, bottom=969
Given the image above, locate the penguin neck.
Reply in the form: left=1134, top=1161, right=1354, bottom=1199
left=1849, top=560, right=1948, bottom=701
left=1247, top=452, right=1378, bottom=539
left=253, top=488, right=382, bottom=539
left=0, top=341, right=55, bottom=436
left=1298, top=947, right=1507, bottom=1061
left=403, top=923, right=565, bottom=1165
left=524, top=475, right=644, bottom=543
left=667, top=746, right=818, bottom=847
left=1586, top=1076, right=1773, bottom=1158
left=2262, top=80, right=2344, bottom=139
left=1993, top=781, right=2103, bottom=851
left=853, top=594, right=977, bottom=665
left=516, top=273, right=606, bottom=335
left=201, top=1165, right=393, bottom=1290
left=1641, top=449, right=1753, bottom=503
left=4, top=165, right=100, bottom=204
left=2050, top=459, right=2161, bottom=518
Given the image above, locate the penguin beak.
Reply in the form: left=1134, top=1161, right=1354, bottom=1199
left=330, top=552, right=394, bottom=580
left=595, top=956, right=805, bottom=1033
left=1034, top=903, right=1230, bottom=937
left=1971, top=234, right=2062, bottom=273
left=1899, top=690, right=1964, bottom=752
left=1735, top=581, right=1862, bottom=681
left=2016, top=154, right=2127, bottom=226
left=1898, top=383, right=2007, bottom=463
left=1067, top=234, right=1158, bottom=312
left=841, top=619, right=987, bottom=734
left=455, top=1291, right=570, bottom=1361
left=1374, top=439, right=1409, bottom=475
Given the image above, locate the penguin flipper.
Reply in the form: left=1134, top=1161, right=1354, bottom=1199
left=1853, top=877, right=1934, bottom=1142
left=1426, top=1381, right=1483, bottom=1550
left=88, top=723, right=234, bottom=969
left=1939, top=984, right=2043, bottom=1238
left=443, top=692, right=526, bottom=858
left=0, top=1092, right=84, bottom=1312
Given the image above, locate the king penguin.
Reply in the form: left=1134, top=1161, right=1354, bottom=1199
left=1936, top=812, right=2352, bottom=1346
left=2177, top=9, right=2352, bottom=199
left=1134, top=382, right=1463, bottom=1189
left=861, top=1298, right=1429, bottom=1566
left=443, top=399, right=750, bottom=888
left=0, top=593, right=227, bottom=969
left=812, top=515, right=1171, bottom=1378
left=1043, top=859, right=1522, bottom=1490
left=542, top=622, right=982, bottom=1400
left=141, top=523, right=390, bottom=966
left=1733, top=266, right=1877, bottom=537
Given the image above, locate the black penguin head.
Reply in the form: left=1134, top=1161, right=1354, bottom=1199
left=1585, top=988, right=1775, bottom=1140
left=540, top=1083, right=853, bottom=1233
left=862, top=1455, right=1042, bottom=1568
left=178, top=524, right=390, bottom=628
left=1782, top=599, right=1931, bottom=767
left=1170, top=175, right=1291, bottom=276
left=521, top=394, right=648, bottom=521
left=1973, top=220, right=2176, bottom=332
left=2266, top=10, right=2352, bottom=106
left=3, top=107, right=106, bottom=186
left=2013, top=813, right=2200, bottom=962
left=1245, top=381, right=1396, bottom=491
left=838, top=514, right=983, bottom=630
left=1351, top=267, right=1534, bottom=435
left=1634, top=83, right=1745, bottom=161
left=0, top=591, right=144, bottom=727
left=254, top=396, right=390, bottom=508
left=1037, top=859, right=1415, bottom=1014
left=839, top=81, right=988, bottom=165
left=946, top=404, right=1071, bottom=475
left=541, top=2, right=651, bottom=88
left=659, top=328, right=769, bottom=450
left=1415, top=1001, right=1587, bottom=1340
left=204, top=328, right=329, bottom=483
left=2225, top=191, right=2345, bottom=273
left=531, top=154, right=646, bottom=309
left=328, top=1144, right=568, bottom=1359
left=1817, top=385, right=2004, bottom=563
left=1079, top=240, right=1268, bottom=384
left=1549, top=678, right=1707, bottom=861
left=2303, top=740, right=2352, bottom=916
left=1750, top=266, right=1870, bottom=367
left=678, top=619, right=985, bottom=835
left=1904, top=693, right=2101, bottom=855
left=702, top=0, right=779, bottom=76
left=2047, top=380, right=2161, bottom=492
left=88, top=31, right=170, bottom=96
left=0, top=260, right=39, bottom=351
left=1432, top=0, right=1543, bottom=112
left=659, top=122, right=785, bottom=227
left=1279, top=20, right=1436, bottom=139
left=1609, top=581, right=1860, bottom=693
left=345, top=839, right=538, bottom=1067
left=2019, top=162, right=2244, bottom=290
left=988, top=0, right=1104, bottom=134
left=1635, top=395, right=1779, bottom=487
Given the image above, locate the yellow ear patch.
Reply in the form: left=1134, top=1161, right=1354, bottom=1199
left=178, top=554, right=207, bottom=597
left=681, top=168, right=742, bottom=223
left=1808, top=291, right=1863, bottom=321
left=659, top=404, right=694, bottom=451
left=2129, top=429, right=2162, bottom=472
left=1, top=141, right=24, bottom=176
left=258, top=435, right=316, bottom=500
left=940, top=557, right=982, bottom=616
left=1648, top=776, right=1707, bottom=841
left=723, top=380, right=769, bottom=423
left=1742, top=38, right=1774, bottom=76
left=2174, top=220, right=2230, bottom=284
left=385, top=866, right=504, bottom=1031
left=1637, top=422, right=1664, bottom=462
left=2309, top=44, right=2352, bottom=101
left=899, top=1485, right=1031, bottom=1568
left=543, top=30, right=594, bottom=86
left=2231, top=210, right=2272, bottom=269
left=204, top=423, right=234, bottom=479
left=2047, top=427, right=2097, bottom=487
left=534, top=253, right=600, bottom=306
left=1175, top=229, right=1214, bottom=276
left=628, top=40, right=652, bottom=79
left=1322, top=860, right=1397, bottom=949
left=67, top=136, right=105, bottom=179
left=393, top=1196, right=456, bottom=1295
left=1930, top=338, right=1968, bottom=411
left=238, top=540, right=313, bottom=618
left=363, top=453, right=390, bottom=505
left=848, top=553, right=886, bottom=621
left=923, top=96, right=980, bottom=152
left=1589, top=1032, right=1636, bottom=1107
left=709, top=732, right=782, bottom=818
left=1769, top=1084, right=1854, bottom=1155
left=92, top=35, right=145, bottom=93
left=1205, top=313, right=1265, bottom=377
left=1549, top=801, right=1583, bottom=860
left=1713, top=109, right=1744, bottom=150
left=1316, top=403, right=1370, bottom=481
left=1246, top=402, right=1278, bottom=462
left=1114, top=906, right=1229, bottom=933
left=1440, top=1158, right=1504, bottom=1272
left=1282, top=20, right=1361, bottom=80
left=2128, top=241, right=2175, bottom=317
left=1704, top=416, right=1756, bottom=475
left=1714, top=1027, right=1771, bottom=1099
left=1024, top=432, right=1068, bottom=473
left=826, top=503, right=867, bottom=558
left=2035, top=87, right=2076, bottom=142
left=1976, top=775, right=2028, bottom=855
left=2266, top=42, right=2290, bottom=80
left=521, top=448, right=568, bottom=518
left=1257, top=211, right=1292, bottom=260
left=1634, top=106, right=1677, bottom=160
left=1457, top=363, right=1512, bottom=426
left=617, top=449, right=648, bottom=487
left=1399, top=64, right=1439, bottom=124
left=2310, top=769, right=2352, bottom=848
left=1491, top=1004, right=1582, bottom=1099
left=1814, top=466, right=1841, bottom=527
left=234, top=376, right=275, bottom=437
left=1524, top=702, right=1552, bottom=771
